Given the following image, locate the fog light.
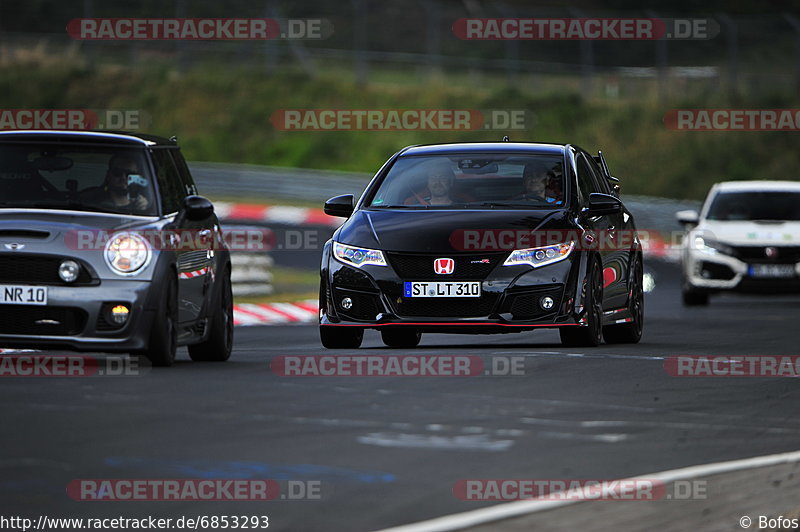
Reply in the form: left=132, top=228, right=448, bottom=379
left=341, top=297, right=353, bottom=310
left=110, top=304, right=130, bottom=324
left=540, top=296, right=554, bottom=310
left=58, top=260, right=80, bottom=283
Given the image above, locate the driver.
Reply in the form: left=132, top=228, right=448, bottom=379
left=83, top=154, right=150, bottom=211
left=405, top=161, right=456, bottom=206
left=519, top=163, right=563, bottom=204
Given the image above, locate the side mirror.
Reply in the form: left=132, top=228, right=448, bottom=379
left=586, top=192, right=622, bottom=216
left=324, top=194, right=355, bottom=218
left=183, top=195, right=214, bottom=221
left=675, top=209, right=699, bottom=227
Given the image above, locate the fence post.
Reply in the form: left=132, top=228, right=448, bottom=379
left=717, top=13, right=739, bottom=98
left=570, top=7, right=594, bottom=100
left=646, top=10, right=668, bottom=102
left=784, top=14, right=800, bottom=93
left=352, top=0, right=368, bottom=87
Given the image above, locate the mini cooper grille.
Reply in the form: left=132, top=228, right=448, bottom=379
left=385, top=253, right=507, bottom=280
left=730, top=246, right=800, bottom=263
left=0, top=255, right=94, bottom=285
left=0, top=305, right=87, bottom=335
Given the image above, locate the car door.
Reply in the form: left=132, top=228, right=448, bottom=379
left=583, top=153, right=629, bottom=308
left=151, top=148, right=207, bottom=323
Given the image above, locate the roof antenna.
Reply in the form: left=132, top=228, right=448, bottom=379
left=169, top=135, right=178, bottom=143
left=502, top=135, right=510, bottom=142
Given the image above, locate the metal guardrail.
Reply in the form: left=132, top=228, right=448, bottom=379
left=189, top=162, right=371, bottom=203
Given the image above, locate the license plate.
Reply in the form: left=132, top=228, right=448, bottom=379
left=748, top=264, right=796, bottom=278
left=403, top=281, right=481, bottom=298
left=0, top=284, right=48, bottom=305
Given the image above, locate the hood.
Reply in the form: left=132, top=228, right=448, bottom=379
left=698, top=219, right=800, bottom=246
left=336, top=208, right=570, bottom=252
left=0, top=209, right=162, bottom=245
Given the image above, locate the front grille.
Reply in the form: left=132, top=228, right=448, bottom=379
left=504, top=285, right=564, bottom=320
left=0, top=254, right=95, bottom=285
left=391, top=296, right=498, bottom=317
left=386, top=252, right=507, bottom=280
left=730, top=246, right=800, bottom=263
left=0, top=305, right=87, bottom=335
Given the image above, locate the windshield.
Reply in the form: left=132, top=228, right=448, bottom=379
left=0, top=143, right=157, bottom=216
left=706, top=190, right=800, bottom=221
left=367, top=154, right=565, bottom=209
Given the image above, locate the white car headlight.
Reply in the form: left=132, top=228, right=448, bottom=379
left=503, top=241, right=574, bottom=268
left=104, top=232, right=152, bottom=275
left=692, top=235, right=733, bottom=256
left=333, top=242, right=387, bottom=268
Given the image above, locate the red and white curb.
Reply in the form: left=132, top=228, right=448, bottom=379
left=215, top=202, right=339, bottom=227
left=233, top=299, right=318, bottom=326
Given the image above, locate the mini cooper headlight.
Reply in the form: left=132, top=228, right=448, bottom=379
left=104, top=232, right=151, bottom=275
left=503, top=241, right=574, bottom=268
left=333, top=242, right=387, bottom=268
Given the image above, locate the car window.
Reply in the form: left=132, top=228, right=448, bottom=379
left=575, top=155, right=599, bottom=204
left=367, top=154, right=565, bottom=209
left=0, top=143, right=157, bottom=215
left=585, top=154, right=612, bottom=195
left=706, top=191, right=800, bottom=221
left=151, top=149, right=184, bottom=214
left=170, top=149, right=198, bottom=197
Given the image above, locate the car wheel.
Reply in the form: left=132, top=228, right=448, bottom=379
left=320, top=326, right=363, bottom=349
left=188, top=266, right=233, bottom=362
left=134, top=271, right=178, bottom=367
left=381, top=329, right=422, bottom=348
left=603, top=256, right=644, bottom=344
left=681, top=276, right=709, bottom=306
left=560, top=259, right=603, bottom=347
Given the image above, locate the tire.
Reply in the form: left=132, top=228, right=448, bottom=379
left=134, top=271, right=178, bottom=367
left=320, top=326, right=363, bottom=349
left=603, top=256, right=644, bottom=344
left=381, top=329, right=422, bottom=348
left=560, top=258, right=603, bottom=347
left=681, top=276, right=709, bottom=306
left=188, top=266, right=233, bottom=362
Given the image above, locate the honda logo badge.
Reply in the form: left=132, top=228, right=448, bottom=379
left=434, top=258, right=455, bottom=275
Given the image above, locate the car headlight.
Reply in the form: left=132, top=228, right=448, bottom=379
left=333, top=242, right=387, bottom=268
left=692, top=235, right=733, bottom=256
left=503, top=241, right=574, bottom=268
left=104, top=232, right=151, bottom=275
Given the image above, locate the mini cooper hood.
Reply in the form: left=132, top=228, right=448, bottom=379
left=337, top=208, right=570, bottom=252
left=698, top=220, right=800, bottom=246
left=0, top=210, right=159, bottom=239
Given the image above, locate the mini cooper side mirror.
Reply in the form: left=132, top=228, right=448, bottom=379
left=675, top=209, right=700, bottom=227
left=586, top=193, right=622, bottom=216
left=183, top=195, right=215, bottom=221
left=324, top=194, right=355, bottom=218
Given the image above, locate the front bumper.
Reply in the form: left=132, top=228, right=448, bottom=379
left=321, top=249, right=591, bottom=332
left=683, top=248, right=800, bottom=293
left=0, top=279, right=157, bottom=352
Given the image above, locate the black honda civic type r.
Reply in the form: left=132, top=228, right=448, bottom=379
left=319, top=141, right=644, bottom=348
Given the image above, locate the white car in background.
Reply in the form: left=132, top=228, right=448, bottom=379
left=676, top=181, right=800, bottom=305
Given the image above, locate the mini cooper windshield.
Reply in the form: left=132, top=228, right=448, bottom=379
left=368, top=154, right=566, bottom=209
left=0, top=143, right=157, bottom=216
